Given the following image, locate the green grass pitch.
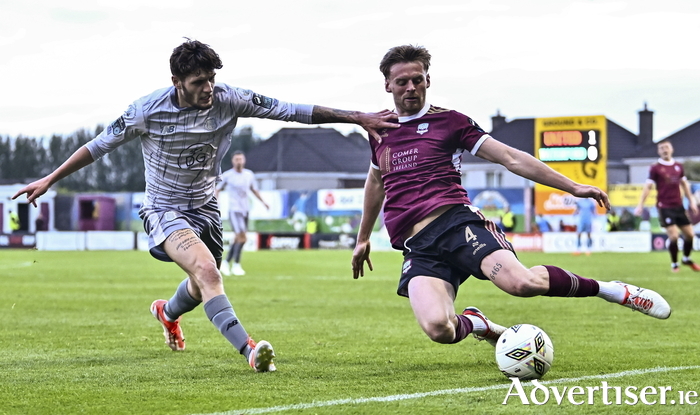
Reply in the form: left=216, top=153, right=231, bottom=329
left=1, top=249, right=699, bottom=414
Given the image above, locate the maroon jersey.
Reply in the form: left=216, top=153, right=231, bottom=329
left=370, top=104, right=490, bottom=248
left=647, top=159, right=686, bottom=209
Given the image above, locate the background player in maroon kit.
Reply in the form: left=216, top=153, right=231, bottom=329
left=351, top=45, right=671, bottom=350
left=635, top=140, right=700, bottom=272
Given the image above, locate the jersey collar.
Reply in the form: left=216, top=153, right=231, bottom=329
left=398, top=102, right=431, bottom=123
left=657, top=158, right=676, bottom=166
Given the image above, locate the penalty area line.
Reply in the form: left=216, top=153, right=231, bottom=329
left=193, top=365, right=700, bottom=415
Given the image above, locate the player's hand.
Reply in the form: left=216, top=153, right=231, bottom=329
left=11, top=177, right=52, bottom=207
left=358, top=109, right=399, bottom=143
left=351, top=240, right=373, bottom=279
left=572, top=184, right=611, bottom=211
left=633, top=206, right=643, bottom=216
left=690, top=202, right=699, bottom=216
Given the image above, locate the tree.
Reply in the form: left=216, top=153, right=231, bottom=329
left=0, top=136, right=10, bottom=180
left=221, top=126, right=260, bottom=171
left=684, top=160, right=700, bottom=181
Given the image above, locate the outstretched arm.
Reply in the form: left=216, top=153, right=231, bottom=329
left=352, top=166, right=385, bottom=279
left=476, top=137, right=611, bottom=210
left=312, top=107, right=398, bottom=143
left=12, top=146, right=95, bottom=206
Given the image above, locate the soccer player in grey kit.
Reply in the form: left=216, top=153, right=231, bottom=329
left=351, top=45, right=671, bottom=350
left=13, top=39, right=398, bottom=372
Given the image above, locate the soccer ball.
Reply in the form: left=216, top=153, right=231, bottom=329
left=495, top=324, right=554, bottom=380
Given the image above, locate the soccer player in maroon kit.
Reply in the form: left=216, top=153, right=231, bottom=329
left=635, top=140, right=700, bottom=272
left=351, top=45, right=671, bottom=350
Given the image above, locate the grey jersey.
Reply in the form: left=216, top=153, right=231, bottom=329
left=85, top=84, right=313, bottom=211
left=219, top=168, right=257, bottom=213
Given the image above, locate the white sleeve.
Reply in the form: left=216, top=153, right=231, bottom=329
left=85, top=102, right=143, bottom=160
left=226, top=85, right=314, bottom=124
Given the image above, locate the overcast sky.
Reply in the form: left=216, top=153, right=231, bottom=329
left=2, top=0, right=698, bottom=143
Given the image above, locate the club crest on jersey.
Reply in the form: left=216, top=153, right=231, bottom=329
left=203, top=117, right=218, bottom=131
left=402, top=259, right=412, bottom=274
left=108, top=116, right=126, bottom=136
left=416, top=123, right=429, bottom=135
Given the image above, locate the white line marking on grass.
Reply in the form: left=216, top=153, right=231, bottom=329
left=194, top=365, right=700, bottom=415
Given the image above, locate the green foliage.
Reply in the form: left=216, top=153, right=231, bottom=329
left=220, top=126, right=261, bottom=171
left=683, top=160, right=700, bottom=181
left=0, top=125, right=257, bottom=191
left=1, top=250, right=698, bottom=414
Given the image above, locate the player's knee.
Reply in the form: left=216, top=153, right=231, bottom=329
left=192, top=260, right=222, bottom=288
left=421, top=319, right=454, bottom=344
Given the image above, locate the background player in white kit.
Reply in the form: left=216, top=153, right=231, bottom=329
left=216, top=151, right=267, bottom=276
left=13, top=39, right=398, bottom=373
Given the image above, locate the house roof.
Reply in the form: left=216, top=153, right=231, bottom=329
left=624, top=118, right=700, bottom=159
left=245, top=127, right=371, bottom=173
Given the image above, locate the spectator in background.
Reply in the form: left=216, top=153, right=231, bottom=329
left=9, top=210, right=21, bottom=233
left=606, top=210, right=620, bottom=232
left=618, top=208, right=636, bottom=231
left=535, top=215, right=551, bottom=232
left=574, top=197, right=597, bottom=256
left=35, top=213, right=47, bottom=232
left=499, top=206, right=516, bottom=232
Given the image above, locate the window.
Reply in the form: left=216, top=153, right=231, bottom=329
left=486, top=171, right=502, bottom=188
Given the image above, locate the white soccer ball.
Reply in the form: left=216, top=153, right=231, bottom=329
left=495, top=324, right=554, bottom=380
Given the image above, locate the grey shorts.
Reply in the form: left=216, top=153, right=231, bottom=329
left=228, top=211, right=249, bottom=234
left=140, top=198, right=224, bottom=263
left=398, top=204, right=515, bottom=298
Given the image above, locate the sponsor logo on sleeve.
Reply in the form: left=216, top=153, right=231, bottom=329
left=252, top=93, right=276, bottom=109
left=107, top=116, right=126, bottom=136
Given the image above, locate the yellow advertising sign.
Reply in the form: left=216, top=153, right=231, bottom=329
left=608, top=184, right=657, bottom=207
left=534, top=115, right=608, bottom=215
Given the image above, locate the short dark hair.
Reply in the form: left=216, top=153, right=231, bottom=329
left=232, top=150, right=245, bottom=157
left=170, top=39, right=223, bottom=79
left=379, top=45, right=431, bottom=79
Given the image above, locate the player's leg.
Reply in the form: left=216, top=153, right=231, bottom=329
left=574, top=232, right=582, bottom=255
left=480, top=249, right=670, bottom=319
left=665, top=224, right=680, bottom=271
left=406, top=276, right=503, bottom=345
left=586, top=231, right=593, bottom=254
left=164, top=229, right=274, bottom=371
left=220, top=212, right=237, bottom=276
left=229, top=213, right=247, bottom=275
left=680, top=223, right=700, bottom=271
left=407, top=276, right=457, bottom=343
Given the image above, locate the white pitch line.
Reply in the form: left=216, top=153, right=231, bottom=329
left=193, top=365, right=700, bottom=415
